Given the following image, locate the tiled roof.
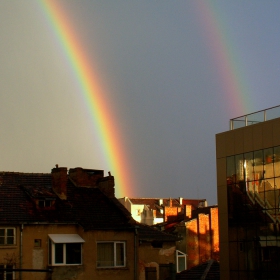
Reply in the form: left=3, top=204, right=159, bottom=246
left=0, top=171, right=134, bottom=231
left=137, top=223, right=180, bottom=242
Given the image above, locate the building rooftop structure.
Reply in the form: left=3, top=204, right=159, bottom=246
left=0, top=166, right=180, bottom=280
left=216, top=105, right=280, bottom=279
left=230, top=104, right=280, bottom=130
left=119, top=197, right=207, bottom=226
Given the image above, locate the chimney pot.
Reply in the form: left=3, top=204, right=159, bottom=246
left=51, top=167, right=67, bottom=200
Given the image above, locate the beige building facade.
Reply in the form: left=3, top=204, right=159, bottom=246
left=216, top=106, right=280, bottom=280
left=1, top=225, right=135, bottom=280
left=0, top=167, right=179, bottom=280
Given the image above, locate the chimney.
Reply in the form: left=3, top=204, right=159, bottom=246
left=184, top=204, right=192, bottom=219
left=51, top=165, right=67, bottom=200
left=179, top=197, right=183, bottom=205
left=68, top=167, right=104, bottom=187
left=97, top=173, right=115, bottom=198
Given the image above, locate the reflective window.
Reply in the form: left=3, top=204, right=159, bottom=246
left=227, top=146, right=280, bottom=278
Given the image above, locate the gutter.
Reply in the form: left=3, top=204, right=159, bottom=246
left=134, top=226, right=139, bottom=280
left=0, top=268, right=52, bottom=272
left=20, top=224, right=23, bottom=280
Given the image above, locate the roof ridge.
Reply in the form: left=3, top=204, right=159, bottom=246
left=0, top=171, right=50, bottom=175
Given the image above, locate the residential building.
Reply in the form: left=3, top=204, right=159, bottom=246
left=175, top=206, right=219, bottom=270
left=120, top=197, right=219, bottom=272
left=216, top=105, right=280, bottom=279
left=0, top=166, right=178, bottom=280
left=119, top=197, right=207, bottom=225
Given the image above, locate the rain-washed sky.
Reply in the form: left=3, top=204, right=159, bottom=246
left=1, top=1, right=280, bottom=205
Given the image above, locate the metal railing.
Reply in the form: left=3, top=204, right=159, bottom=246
left=230, top=105, right=280, bottom=130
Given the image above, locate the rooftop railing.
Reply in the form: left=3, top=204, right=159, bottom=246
left=230, top=105, right=280, bottom=130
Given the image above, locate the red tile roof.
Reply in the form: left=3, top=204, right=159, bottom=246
left=0, top=170, right=182, bottom=244
left=0, top=171, right=134, bottom=230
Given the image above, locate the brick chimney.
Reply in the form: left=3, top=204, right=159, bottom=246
left=68, top=167, right=104, bottom=187
left=97, top=173, right=115, bottom=198
left=184, top=204, right=192, bottom=219
left=51, top=165, right=67, bottom=200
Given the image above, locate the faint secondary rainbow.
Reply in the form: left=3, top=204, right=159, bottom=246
left=39, top=0, right=131, bottom=197
left=193, top=1, right=252, bottom=117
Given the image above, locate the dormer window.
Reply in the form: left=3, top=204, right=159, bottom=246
left=38, top=200, right=52, bottom=208
left=22, top=185, right=57, bottom=210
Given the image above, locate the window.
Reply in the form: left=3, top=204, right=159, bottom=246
left=0, top=229, right=15, bottom=245
left=151, top=241, right=163, bottom=248
left=262, top=247, right=271, bottom=261
left=97, top=242, right=126, bottom=268
left=176, top=250, right=186, bottom=273
left=48, top=234, right=85, bottom=266
left=239, top=242, right=244, bottom=252
left=0, top=265, right=14, bottom=280
left=34, top=239, right=41, bottom=248
left=38, top=200, right=52, bottom=208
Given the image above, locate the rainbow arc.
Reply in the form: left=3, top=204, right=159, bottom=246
left=40, top=0, right=131, bottom=197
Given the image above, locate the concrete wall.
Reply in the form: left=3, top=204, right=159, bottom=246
left=138, top=241, right=176, bottom=280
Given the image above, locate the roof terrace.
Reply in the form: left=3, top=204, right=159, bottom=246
left=230, top=105, right=280, bottom=130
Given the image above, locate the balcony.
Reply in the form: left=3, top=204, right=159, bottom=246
left=230, top=105, right=280, bottom=130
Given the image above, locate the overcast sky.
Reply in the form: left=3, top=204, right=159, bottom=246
left=1, top=1, right=280, bottom=205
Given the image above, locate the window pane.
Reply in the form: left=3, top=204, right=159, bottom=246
left=274, top=146, right=280, bottom=177
left=116, top=243, right=124, bottom=266
left=178, top=256, right=186, bottom=272
left=227, top=156, right=235, bottom=178
left=264, top=148, right=274, bottom=179
left=0, top=265, right=4, bottom=280
left=254, top=150, right=264, bottom=193
left=55, top=243, right=64, bottom=264
left=97, top=243, right=114, bottom=267
left=66, top=243, right=81, bottom=264
left=6, top=229, right=13, bottom=236
left=6, top=237, right=14, bottom=245
left=0, top=237, right=4, bottom=245
left=38, top=200, right=45, bottom=208
left=235, top=154, right=244, bottom=182
left=0, top=229, right=5, bottom=236
left=6, top=265, right=13, bottom=280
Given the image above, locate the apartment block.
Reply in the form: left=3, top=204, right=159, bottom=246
left=216, top=106, right=280, bottom=280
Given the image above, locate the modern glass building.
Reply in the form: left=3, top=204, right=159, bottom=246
left=216, top=105, right=280, bottom=280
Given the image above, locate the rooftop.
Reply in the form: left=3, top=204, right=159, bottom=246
left=230, top=105, right=280, bottom=130
left=0, top=168, right=179, bottom=242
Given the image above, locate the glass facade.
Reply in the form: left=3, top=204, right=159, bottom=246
left=226, top=145, right=280, bottom=279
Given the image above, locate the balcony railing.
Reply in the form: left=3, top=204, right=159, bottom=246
left=230, top=105, right=280, bottom=130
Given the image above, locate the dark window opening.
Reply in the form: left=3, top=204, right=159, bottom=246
left=151, top=241, right=163, bottom=248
